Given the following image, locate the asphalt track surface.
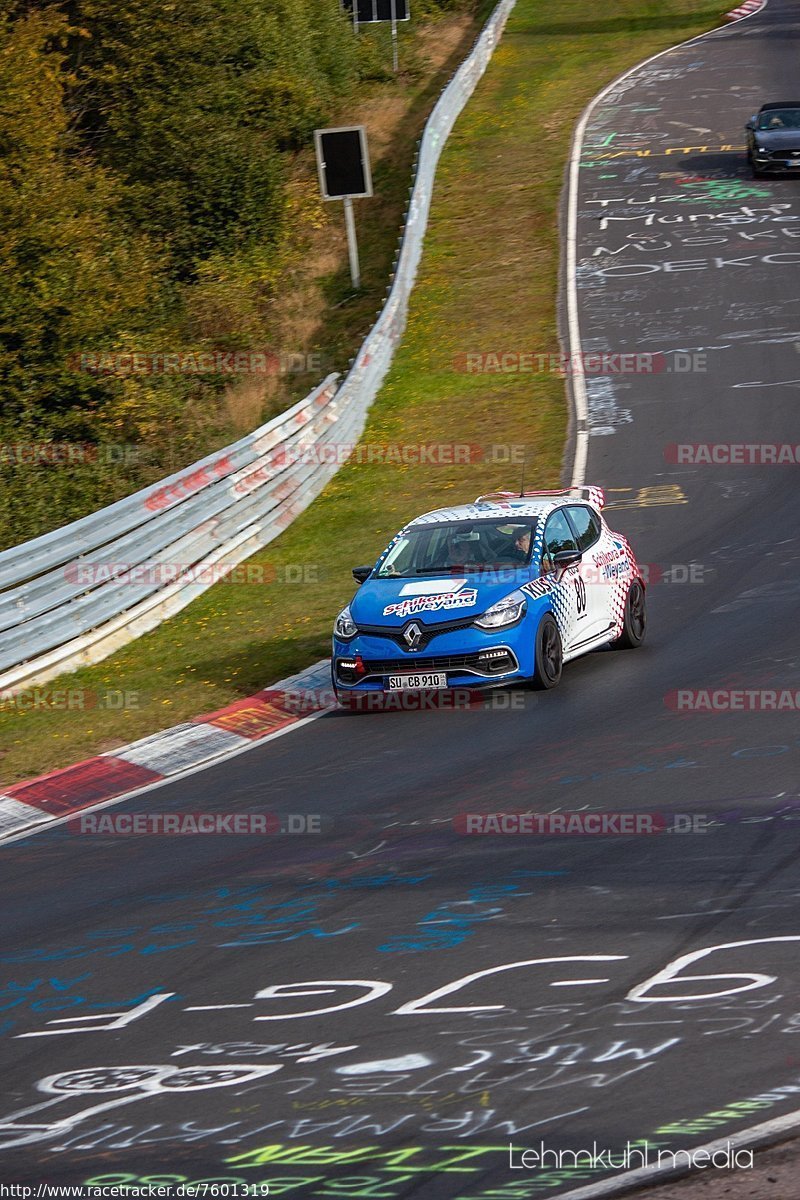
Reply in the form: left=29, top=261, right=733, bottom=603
left=3, top=3, right=800, bottom=1196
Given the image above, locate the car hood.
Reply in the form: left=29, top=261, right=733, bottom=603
left=351, top=571, right=531, bottom=627
left=753, top=128, right=800, bottom=147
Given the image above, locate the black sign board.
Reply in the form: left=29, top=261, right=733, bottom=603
left=314, top=127, right=373, bottom=200
left=342, top=0, right=410, bottom=22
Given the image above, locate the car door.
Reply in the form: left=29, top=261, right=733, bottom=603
left=565, top=504, right=614, bottom=642
left=540, top=510, right=585, bottom=653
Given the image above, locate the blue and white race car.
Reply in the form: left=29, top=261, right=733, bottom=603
left=332, top=487, right=646, bottom=699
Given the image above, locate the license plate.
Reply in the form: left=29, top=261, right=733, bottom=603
left=387, top=673, right=447, bottom=691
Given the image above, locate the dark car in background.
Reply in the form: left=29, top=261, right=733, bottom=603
left=746, top=102, right=800, bottom=176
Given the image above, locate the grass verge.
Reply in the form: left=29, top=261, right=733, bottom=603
left=0, top=0, right=725, bottom=784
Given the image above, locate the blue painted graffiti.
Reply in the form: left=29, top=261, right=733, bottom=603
left=378, top=885, right=532, bottom=953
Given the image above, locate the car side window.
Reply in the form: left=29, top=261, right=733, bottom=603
left=566, top=506, right=601, bottom=553
left=541, top=511, right=577, bottom=575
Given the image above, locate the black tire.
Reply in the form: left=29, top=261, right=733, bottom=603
left=613, top=580, right=647, bottom=649
left=532, top=613, right=563, bottom=689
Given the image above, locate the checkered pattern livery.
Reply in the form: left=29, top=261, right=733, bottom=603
left=607, top=534, right=639, bottom=639
left=530, top=502, right=641, bottom=651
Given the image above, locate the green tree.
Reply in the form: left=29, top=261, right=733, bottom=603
left=0, top=6, right=155, bottom=420
left=66, top=0, right=359, bottom=272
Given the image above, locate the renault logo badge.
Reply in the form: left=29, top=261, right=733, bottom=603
left=403, top=622, right=423, bottom=650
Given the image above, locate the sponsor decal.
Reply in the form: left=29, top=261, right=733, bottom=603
left=521, top=579, right=554, bottom=601
left=592, top=547, right=623, bottom=568
left=602, top=560, right=631, bottom=580
left=383, top=588, right=478, bottom=618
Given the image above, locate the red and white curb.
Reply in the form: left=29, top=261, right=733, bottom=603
left=0, top=660, right=333, bottom=842
left=725, top=0, right=763, bottom=20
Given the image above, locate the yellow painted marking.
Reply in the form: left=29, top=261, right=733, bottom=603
left=606, top=485, right=688, bottom=509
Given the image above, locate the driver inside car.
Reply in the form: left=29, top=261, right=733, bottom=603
left=509, top=527, right=531, bottom=562
left=445, top=531, right=485, bottom=566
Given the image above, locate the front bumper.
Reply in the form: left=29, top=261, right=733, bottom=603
left=332, top=623, right=533, bottom=692
left=333, top=646, right=522, bottom=690
left=751, top=150, right=800, bottom=172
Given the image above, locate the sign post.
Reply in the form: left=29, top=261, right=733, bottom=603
left=342, top=1, right=409, bottom=73
left=343, top=198, right=361, bottom=290
left=314, top=126, right=373, bottom=291
left=391, top=0, right=399, bottom=74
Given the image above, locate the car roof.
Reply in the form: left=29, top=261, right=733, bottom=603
left=407, top=492, right=600, bottom=528
left=758, top=102, right=800, bottom=111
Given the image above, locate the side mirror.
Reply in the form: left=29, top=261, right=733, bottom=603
left=746, top=115, right=757, bottom=130
left=352, top=565, right=372, bottom=585
left=553, top=549, right=582, bottom=573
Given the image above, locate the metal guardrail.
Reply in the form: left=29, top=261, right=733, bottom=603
left=0, top=0, right=517, bottom=695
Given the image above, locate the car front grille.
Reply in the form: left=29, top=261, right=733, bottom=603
left=356, top=615, right=476, bottom=652
left=770, top=148, right=800, bottom=159
left=337, top=648, right=519, bottom=682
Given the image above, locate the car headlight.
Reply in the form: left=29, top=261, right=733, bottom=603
left=755, top=145, right=770, bottom=155
left=334, top=606, right=358, bottom=640
left=475, top=591, right=527, bottom=630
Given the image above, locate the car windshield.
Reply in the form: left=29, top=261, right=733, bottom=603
left=375, top=519, right=538, bottom=578
left=757, top=109, right=800, bottom=130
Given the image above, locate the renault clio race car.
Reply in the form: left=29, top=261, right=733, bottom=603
left=331, top=487, right=646, bottom=700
